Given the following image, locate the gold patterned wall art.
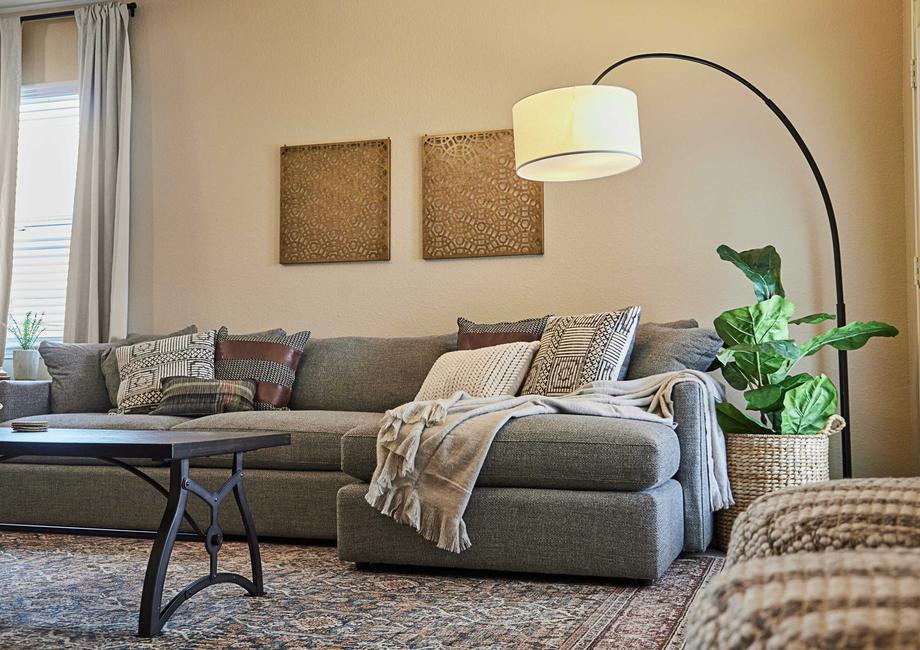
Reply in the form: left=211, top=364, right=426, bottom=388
left=422, top=129, right=544, bottom=260
left=280, top=138, right=390, bottom=264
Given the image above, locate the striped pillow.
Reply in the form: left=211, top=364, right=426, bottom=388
left=456, top=315, right=551, bottom=350
left=215, top=327, right=311, bottom=409
left=415, top=341, right=541, bottom=401
left=150, top=377, right=257, bottom=416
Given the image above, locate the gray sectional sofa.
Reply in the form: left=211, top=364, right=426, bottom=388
left=0, top=332, right=715, bottom=580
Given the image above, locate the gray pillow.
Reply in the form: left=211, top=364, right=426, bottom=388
left=39, top=341, right=113, bottom=413
left=100, top=325, right=198, bottom=406
left=625, top=321, right=722, bottom=379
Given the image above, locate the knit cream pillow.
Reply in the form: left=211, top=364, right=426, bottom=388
left=415, top=341, right=541, bottom=401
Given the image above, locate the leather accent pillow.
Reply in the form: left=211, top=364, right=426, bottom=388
left=415, top=341, right=541, bottom=401
left=101, top=325, right=199, bottom=406
left=215, top=327, right=311, bottom=410
left=149, top=377, right=257, bottom=417
left=625, top=322, right=722, bottom=379
left=521, top=307, right=642, bottom=396
left=114, top=331, right=217, bottom=414
left=457, top=315, right=551, bottom=350
left=39, top=341, right=112, bottom=413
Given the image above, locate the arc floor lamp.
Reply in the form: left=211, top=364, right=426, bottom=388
left=511, top=52, right=852, bottom=478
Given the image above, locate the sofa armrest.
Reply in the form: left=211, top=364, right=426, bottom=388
left=672, top=381, right=714, bottom=552
left=0, top=380, right=51, bottom=422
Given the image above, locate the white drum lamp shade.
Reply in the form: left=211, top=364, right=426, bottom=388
left=512, top=85, right=642, bottom=182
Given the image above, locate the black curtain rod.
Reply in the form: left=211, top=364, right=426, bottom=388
left=20, top=2, right=136, bottom=22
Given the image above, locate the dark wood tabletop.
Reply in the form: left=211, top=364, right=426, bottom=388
left=0, top=428, right=290, bottom=460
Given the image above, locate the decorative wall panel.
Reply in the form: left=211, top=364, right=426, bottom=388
left=422, top=129, right=543, bottom=260
left=280, top=139, right=390, bottom=264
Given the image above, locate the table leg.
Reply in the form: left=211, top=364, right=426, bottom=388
left=233, top=451, right=264, bottom=595
left=137, top=455, right=264, bottom=638
left=138, top=459, right=189, bottom=637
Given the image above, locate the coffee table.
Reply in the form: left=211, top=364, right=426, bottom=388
left=0, top=428, right=290, bottom=637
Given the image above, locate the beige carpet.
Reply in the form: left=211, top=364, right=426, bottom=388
left=0, top=533, right=722, bottom=649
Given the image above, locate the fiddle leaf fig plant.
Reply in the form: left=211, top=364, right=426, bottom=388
left=713, top=244, right=899, bottom=435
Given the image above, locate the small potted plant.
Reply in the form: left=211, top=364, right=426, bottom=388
left=7, top=311, right=46, bottom=380
left=712, top=245, right=898, bottom=548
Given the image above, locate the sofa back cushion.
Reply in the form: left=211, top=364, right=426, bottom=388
left=39, top=341, right=112, bottom=413
left=290, top=333, right=457, bottom=412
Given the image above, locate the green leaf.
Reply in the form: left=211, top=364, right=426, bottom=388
left=744, top=385, right=783, bottom=412
left=790, top=312, right=836, bottom=325
left=714, top=296, right=795, bottom=383
left=800, top=321, right=899, bottom=357
left=727, top=339, right=801, bottom=361
left=780, top=374, right=838, bottom=435
left=720, top=362, right=750, bottom=391
left=716, top=401, right=774, bottom=434
left=717, top=244, right=785, bottom=302
left=743, top=373, right=812, bottom=412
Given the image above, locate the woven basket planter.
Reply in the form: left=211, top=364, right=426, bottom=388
left=715, top=431, right=831, bottom=550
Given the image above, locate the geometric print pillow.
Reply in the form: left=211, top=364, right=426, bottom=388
left=214, top=327, right=311, bottom=410
left=520, top=307, right=642, bottom=396
left=114, top=330, right=217, bottom=414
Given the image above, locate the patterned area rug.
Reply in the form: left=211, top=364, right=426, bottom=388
left=0, top=533, right=722, bottom=649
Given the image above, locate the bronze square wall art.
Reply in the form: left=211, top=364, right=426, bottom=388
left=422, top=129, right=543, bottom=260
left=280, top=139, right=390, bottom=264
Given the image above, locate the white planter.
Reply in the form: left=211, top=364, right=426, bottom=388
left=13, top=349, right=41, bottom=380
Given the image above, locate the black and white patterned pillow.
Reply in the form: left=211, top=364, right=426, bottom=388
left=114, top=331, right=217, bottom=414
left=521, top=307, right=642, bottom=396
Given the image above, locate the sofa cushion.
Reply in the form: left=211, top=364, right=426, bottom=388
left=626, top=323, right=722, bottom=379
left=290, top=333, right=457, bottom=412
left=173, top=410, right=381, bottom=470
left=342, top=413, right=680, bottom=491
left=1, top=413, right=190, bottom=430
left=39, top=341, right=113, bottom=413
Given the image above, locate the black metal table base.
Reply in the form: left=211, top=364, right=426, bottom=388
left=0, top=452, right=265, bottom=638
left=139, top=453, right=263, bottom=637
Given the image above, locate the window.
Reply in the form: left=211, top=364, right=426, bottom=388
left=6, top=83, right=79, bottom=355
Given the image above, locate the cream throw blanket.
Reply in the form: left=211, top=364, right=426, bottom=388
left=366, top=370, right=733, bottom=553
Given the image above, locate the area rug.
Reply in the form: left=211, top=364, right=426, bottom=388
left=0, top=533, right=722, bottom=649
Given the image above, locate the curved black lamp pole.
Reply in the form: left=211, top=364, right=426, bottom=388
left=593, top=52, right=851, bottom=478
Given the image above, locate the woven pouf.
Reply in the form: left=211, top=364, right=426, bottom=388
left=684, top=549, right=920, bottom=650
left=726, top=477, right=920, bottom=568
left=715, top=431, right=829, bottom=550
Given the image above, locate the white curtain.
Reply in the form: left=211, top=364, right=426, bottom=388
left=0, top=17, right=21, bottom=360
left=64, top=2, right=131, bottom=344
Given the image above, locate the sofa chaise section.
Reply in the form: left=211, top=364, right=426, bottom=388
left=336, top=382, right=715, bottom=580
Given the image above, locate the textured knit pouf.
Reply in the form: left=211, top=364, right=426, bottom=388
left=684, top=549, right=920, bottom=650
left=726, top=477, right=920, bottom=567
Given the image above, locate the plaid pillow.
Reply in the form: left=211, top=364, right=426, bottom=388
left=149, top=377, right=257, bottom=417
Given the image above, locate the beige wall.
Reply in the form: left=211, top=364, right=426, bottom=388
left=21, top=17, right=77, bottom=85
left=23, top=0, right=919, bottom=477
